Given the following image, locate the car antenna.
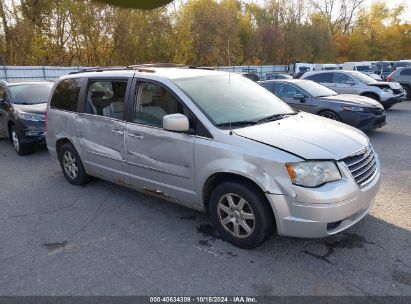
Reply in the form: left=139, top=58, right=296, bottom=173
left=228, top=39, right=233, bottom=135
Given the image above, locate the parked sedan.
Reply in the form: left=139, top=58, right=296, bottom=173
left=0, top=81, right=54, bottom=155
left=259, top=79, right=386, bottom=131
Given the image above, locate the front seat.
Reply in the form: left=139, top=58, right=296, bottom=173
left=103, top=102, right=123, bottom=120
left=140, top=90, right=167, bottom=123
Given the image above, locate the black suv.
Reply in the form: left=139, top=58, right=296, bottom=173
left=0, top=81, right=54, bottom=155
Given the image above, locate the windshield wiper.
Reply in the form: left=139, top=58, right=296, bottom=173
left=216, top=120, right=258, bottom=128
left=255, top=112, right=297, bottom=124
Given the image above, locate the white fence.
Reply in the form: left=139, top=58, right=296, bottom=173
left=0, top=65, right=289, bottom=82
left=0, top=66, right=85, bottom=82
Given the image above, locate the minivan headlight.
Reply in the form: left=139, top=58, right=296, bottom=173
left=285, top=161, right=341, bottom=187
left=382, top=88, right=393, bottom=94
left=17, top=111, right=45, bottom=122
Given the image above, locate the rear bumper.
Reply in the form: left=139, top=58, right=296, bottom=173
left=266, top=161, right=381, bottom=238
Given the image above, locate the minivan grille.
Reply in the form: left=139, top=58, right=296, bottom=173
left=342, top=146, right=378, bottom=188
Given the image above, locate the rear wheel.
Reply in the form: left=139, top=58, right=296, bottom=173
left=59, top=143, right=90, bottom=185
left=319, top=110, right=341, bottom=121
left=10, top=126, right=29, bottom=156
left=209, top=181, right=275, bottom=249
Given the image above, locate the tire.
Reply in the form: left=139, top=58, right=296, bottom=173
left=10, top=126, right=30, bottom=156
left=58, top=143, right=90, bottom=186
left=209, top=181, right=275, bottom=249
left=403, top=85, right=411, bottom=99
left=318, top=110, right=341, bottom=121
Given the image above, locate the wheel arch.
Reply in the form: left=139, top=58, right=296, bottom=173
left=55, top=137, right=74, bottom=158
left=361, top=92, right=380, bottom=101
left=317, top=109, right=341, bottom=120
left=202, top=172, right=271, bottom=213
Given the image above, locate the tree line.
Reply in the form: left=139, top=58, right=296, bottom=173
left=0, top=0, right=410, bottom=67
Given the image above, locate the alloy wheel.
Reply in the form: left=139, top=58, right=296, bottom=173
left=217, top=193, right=255, bottom=238
left=63, top=151, right=79, bottom=180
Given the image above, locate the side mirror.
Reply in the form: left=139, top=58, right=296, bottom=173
left=294, top=93, right=306, bottom=100
left=163, top=113, right=190, bottom=133
left=346, top=80, right=356, bottom=86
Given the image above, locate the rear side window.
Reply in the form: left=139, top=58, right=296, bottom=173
left=400, top=68, right=411, bottom=76
left=334, top=73, right=354, bottom=84
left=50, top=79, right=82, bottom=112
left=305, top=73, right=333, bottom=83
left=86, top=80, right=128, bottom=120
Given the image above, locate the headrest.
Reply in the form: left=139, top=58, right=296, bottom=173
left=110, top=102, right=123, bottom=113
left=141, top=90, right=153, bottom=105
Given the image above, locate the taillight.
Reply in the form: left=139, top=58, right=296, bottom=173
left=386, top=74, right=394, bottom=81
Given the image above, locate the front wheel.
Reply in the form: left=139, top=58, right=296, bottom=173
left=319, top=111, right=341, bottom=121
left=403, top=85, right=411, bottom=99
left=209, top=181, right=275, bottom=249
left=10, top=126, right=29, bottom=156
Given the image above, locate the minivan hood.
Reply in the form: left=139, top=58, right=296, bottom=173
left=13, top=103, right=47, bottom=114
left=234, top=113, right=369, bottom=160
left=320, top=94, right=382, bottom=108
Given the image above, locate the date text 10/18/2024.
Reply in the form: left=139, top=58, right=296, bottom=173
left=149, top=297, right=258, bottom=303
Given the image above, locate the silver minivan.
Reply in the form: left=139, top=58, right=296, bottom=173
left=46, top=67, right=381, bottom=248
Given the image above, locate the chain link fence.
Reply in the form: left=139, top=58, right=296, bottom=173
left=0, top=66, right=87, bottom=82
left=0, top=65, right=289, bottom=82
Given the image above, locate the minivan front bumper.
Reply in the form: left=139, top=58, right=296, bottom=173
left=266, top=161, right=381, bottom=238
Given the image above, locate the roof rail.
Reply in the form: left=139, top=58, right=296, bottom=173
left=68, top=64, right=216, bottom=75
left=127, top=63, right=186, bottom=69
left=127, top=63, right=215, bottom=70
left=69, top=66, right=126, bottom=75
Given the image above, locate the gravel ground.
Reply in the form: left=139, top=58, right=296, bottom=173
left=0, top=101, right=410, bottom=296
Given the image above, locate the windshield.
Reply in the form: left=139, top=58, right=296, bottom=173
left=173, top=75, right=295, bottom=126
left=297, top=81, right=338, bottom=97
left=10, top=83, right=53, bottom=104
left=376, top=63, right=392, bottom=72
left=346, top=71, right=377, bottom=84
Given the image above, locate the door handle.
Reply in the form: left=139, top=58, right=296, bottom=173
left=111, top=129, right=124, bottom=136
left=128, top=133, right=144, bottom=139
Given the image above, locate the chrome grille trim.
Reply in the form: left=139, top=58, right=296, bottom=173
left=342, top=146, right=378, bottom=188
